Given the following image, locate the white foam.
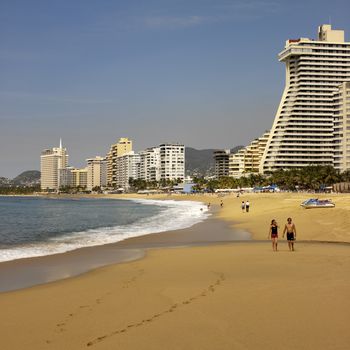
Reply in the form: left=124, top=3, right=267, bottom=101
left=0, top=199, right=209, bottom=263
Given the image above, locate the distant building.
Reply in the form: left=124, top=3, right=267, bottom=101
left=86, top=156, right=107, bottom=191
left=333, top=82, right=350, bottom=172
left=212, top=132, right=269, bottom=179
left=115, top=151, right=140, bottom=190
left=40, top=139, right=68, bottom=191
left=106, top=137, right=133, bottom=187
left=138, top=148, right=161, bottom=182
left=261, top=25, right=350, bottom=173
left=138, top=144, right=185, bottom=183
left=213, top=150, right=230, bottom=178
left=71, top=168, right=88, bottom=189
left=229, top=149, right=246, bottom=178
left=230, top=131, right=269, bottom=178
left=105, top=140, right=185, bottom=190
left=159, top=143, right=185, bottom=182
left=58, top=166, right=75, bottom=188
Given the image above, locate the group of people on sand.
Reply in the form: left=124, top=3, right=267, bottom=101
left=206, top=201, right=224, bottom=210
left=268, top=218, right=296, bottom=252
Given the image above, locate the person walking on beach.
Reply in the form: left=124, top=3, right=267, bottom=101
left=268, top=219, right=279, bottom=251
left=241, top=201, right=245, bottom=212
left=283, top=217, right=297, bottom=251
left=220, top=200, right=223, bottom=208
left=245, top=200, right=250, bottom=213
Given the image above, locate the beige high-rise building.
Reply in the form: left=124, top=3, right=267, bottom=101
left=86, top=156, right=107, bottom=191
left=229, top=131, right=270, bottom=178
left=71, top=168, right=88, bottom=188
left=260, top=25, right=350, bottom=173
left=333, top=81, right=350, bottom=172
left=40, top=139, right=68, bottom=191
left=106, top=138, right=133, bottom=187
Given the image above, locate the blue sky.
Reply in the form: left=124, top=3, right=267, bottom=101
left=1, top=0, right=350, bottom=177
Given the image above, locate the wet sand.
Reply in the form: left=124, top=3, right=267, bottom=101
left=0, top=211, right=249, bottom=293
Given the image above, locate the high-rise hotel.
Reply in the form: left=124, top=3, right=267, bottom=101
left=260, top=25, right=350, bottom=173
left=40, top=139, right=68, bottom=191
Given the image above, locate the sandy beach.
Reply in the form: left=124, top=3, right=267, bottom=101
left=1, top=193, right=350, bottom=349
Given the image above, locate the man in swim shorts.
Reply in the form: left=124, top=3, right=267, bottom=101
left=283, top=217, right=297, bottom=251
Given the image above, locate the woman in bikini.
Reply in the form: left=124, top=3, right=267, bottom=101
left=268, top=219, right=279, bottom=251
left=283, top=217, right=297, bottom=251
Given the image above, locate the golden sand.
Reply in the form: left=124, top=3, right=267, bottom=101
left=0, top=193, right=350, bottom=349
left=107, top=192, right=350, bottom=242
left=215, top=192, right=350, bottom=242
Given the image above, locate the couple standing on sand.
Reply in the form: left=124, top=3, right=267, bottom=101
left=241, top=201, right=250, bottom=213
left=268, top=218, right=296, bottom=252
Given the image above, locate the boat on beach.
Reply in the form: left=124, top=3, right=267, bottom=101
left=301, top=198, right=335, bottom=209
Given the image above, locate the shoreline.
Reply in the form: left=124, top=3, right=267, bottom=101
left=2, top=192, right=350, bottom=292
left=0, top=195, right=211, bottom=264
left=0, top=207, right=250, bottom=293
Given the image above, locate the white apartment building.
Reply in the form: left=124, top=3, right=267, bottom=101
left=229, top=149, right=246, bottom=178
left=40, top=139, right=68, bottom=191
left=86, top=156, right=107, bottom=191
left=109, top=142, right=185, bottom=189
left=260, top=25, right=350, bottom=173
left=159, top=144, right=185, bottom=182
left=115, top=151, right=140, bottom=190
left=334, top=81, right=350, bottom=172
left=138, top=147, right=161, bottom=182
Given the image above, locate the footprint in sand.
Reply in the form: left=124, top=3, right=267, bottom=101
left=122, top=268, right=145, bottom=289
left=85, top=272, right=226, bottom=347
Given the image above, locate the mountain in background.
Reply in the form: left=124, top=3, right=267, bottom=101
left=185, top=147, right=216, bottom=177
left=0, top=177, right=12, bottom=186
left=0, top=170, right=41, bottom=186
left=185, top=146, right=244, bottom=177
left=12, top=170, right=41, bottom=185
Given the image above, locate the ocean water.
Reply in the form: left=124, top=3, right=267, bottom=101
left=0, top=196, right=209, bottom=262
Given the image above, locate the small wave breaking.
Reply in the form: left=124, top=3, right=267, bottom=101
left=0, top=199, right=209, bottom=263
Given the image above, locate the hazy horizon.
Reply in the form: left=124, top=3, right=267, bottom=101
left=1, top=0, right=349, bottom=177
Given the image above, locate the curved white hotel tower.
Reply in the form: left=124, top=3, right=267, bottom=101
left=260, top=25, right=350, bottom=173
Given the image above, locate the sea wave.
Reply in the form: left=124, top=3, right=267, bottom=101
left=0, top=199, right=209, bottom=263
